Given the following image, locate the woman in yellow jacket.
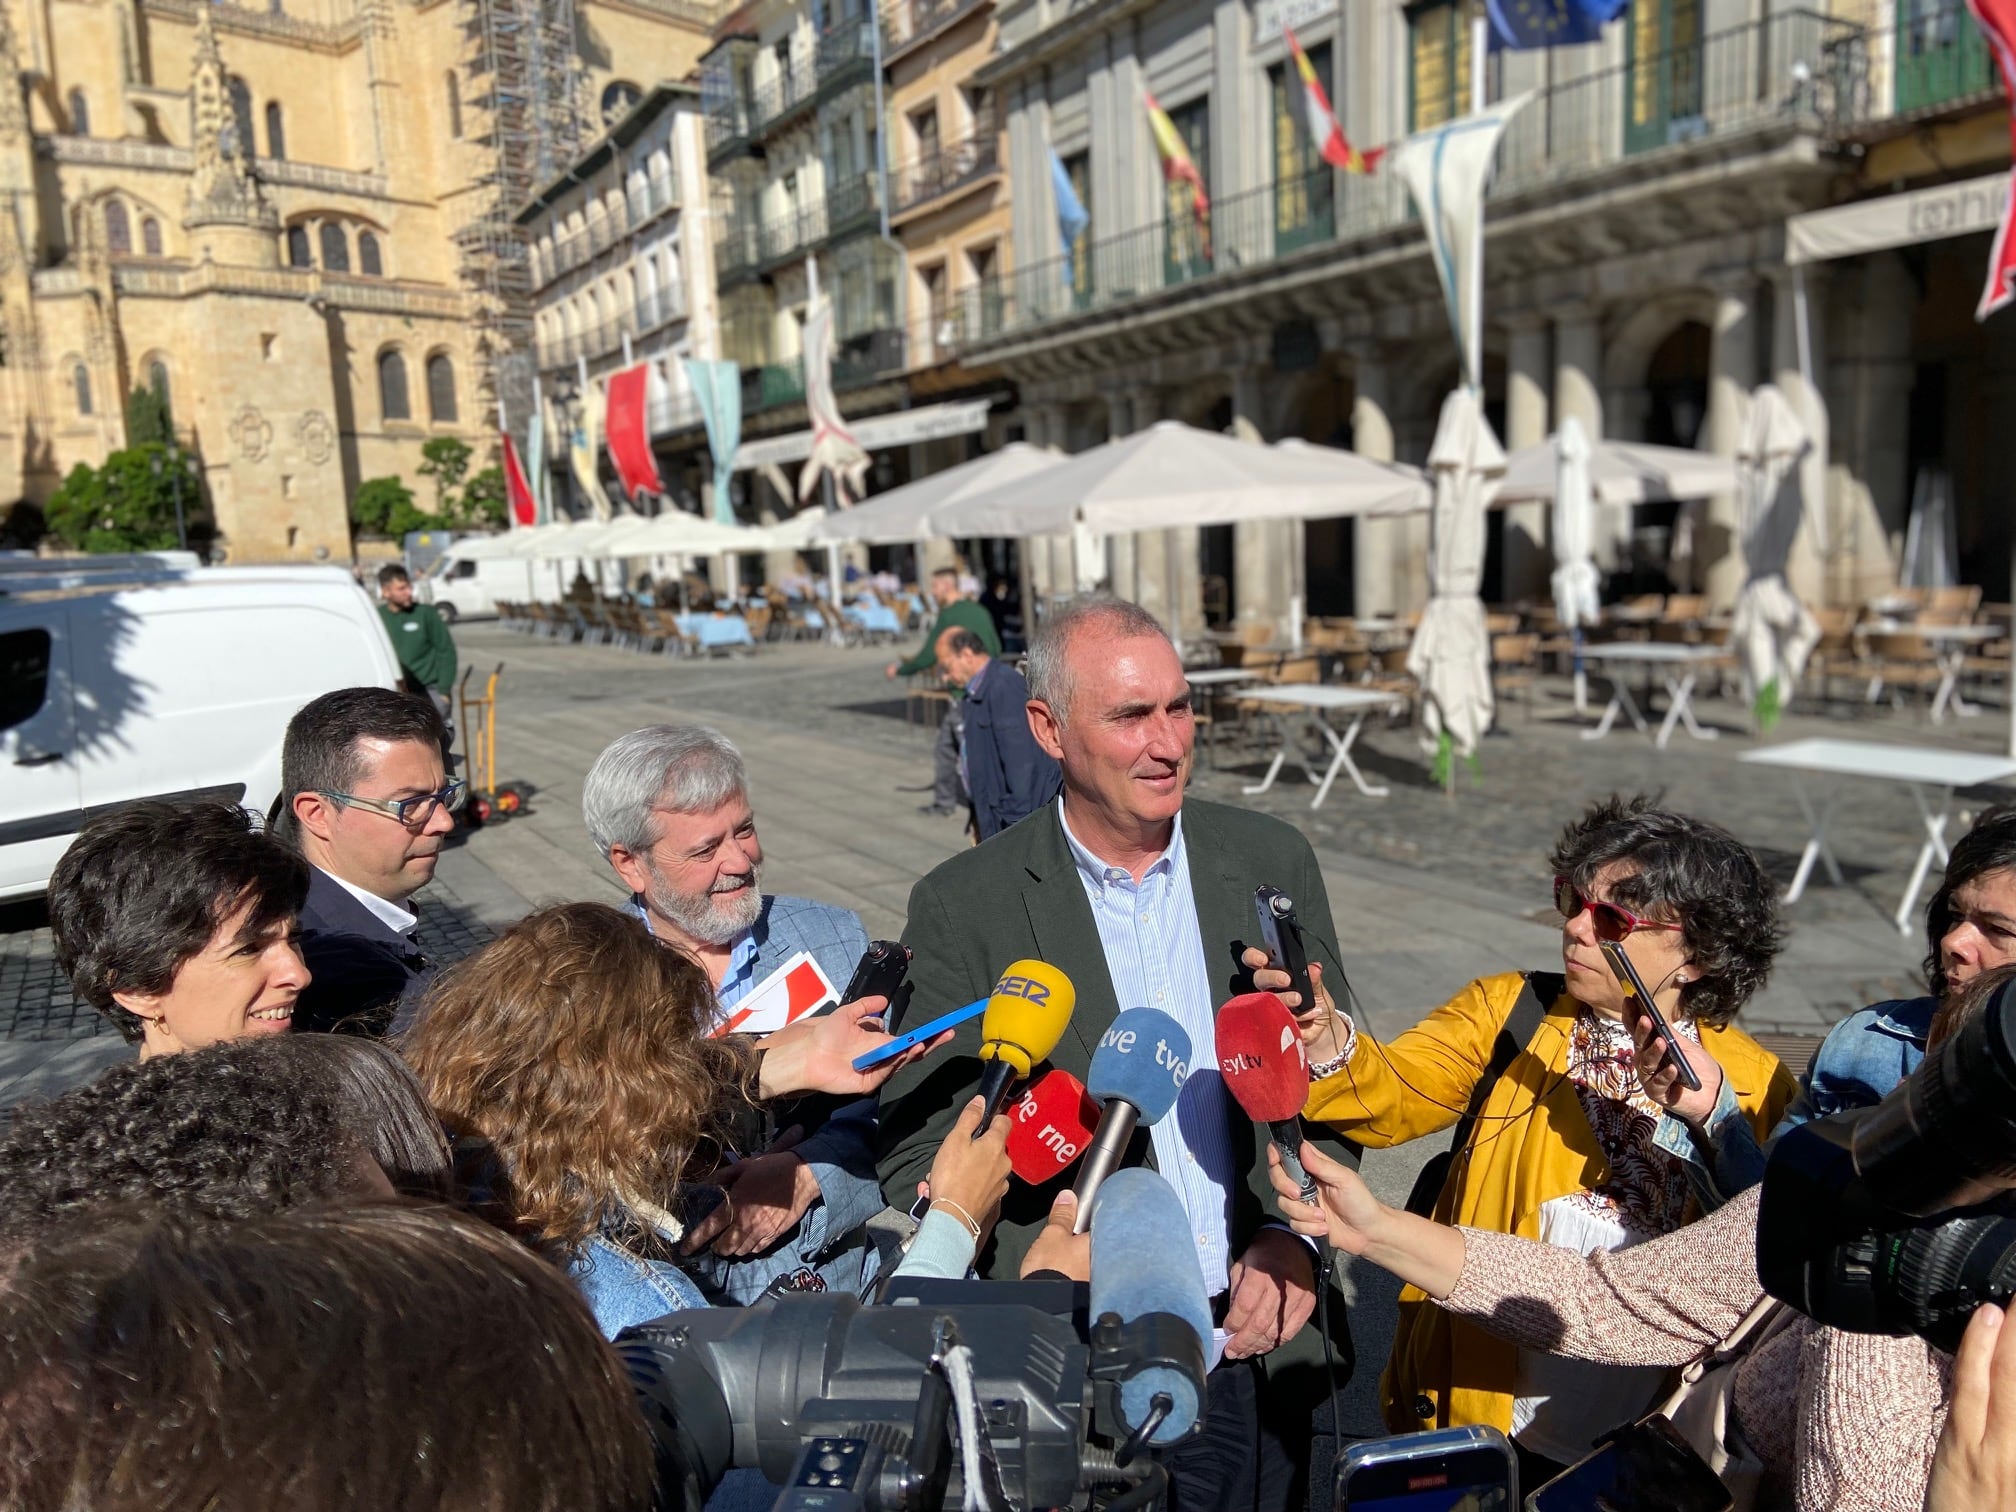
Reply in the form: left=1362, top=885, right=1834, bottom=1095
left=1253, top=796, right=1797, bottom=1488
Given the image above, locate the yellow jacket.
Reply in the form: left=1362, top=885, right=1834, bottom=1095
left=1303, top=970, right=1797, bottom=1438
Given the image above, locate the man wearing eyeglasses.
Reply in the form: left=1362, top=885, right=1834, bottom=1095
left=278, top=687, right=462, bottom=1036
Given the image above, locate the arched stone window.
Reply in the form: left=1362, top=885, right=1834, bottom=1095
left=358, top=229, right=383, bottom=277
left=286, top=224, right=312, bottom=267
left=426, top=352, right=458, bottom=423
left=319, top=222, right=350, bottom=273
left=103, top=200, right=130, bottom=254
left=148, top=360, right=171, bottom=417
left=66, top=88, right=88, bottom=136
left=141, top=216, right=162, bottom=256
left=379, top=350, right=411, bottom=422
left=227, top=77, right=254, bottom=157
left=265, top=102, right=286, bottom=161
left=72, top=363, right=92, bottom=415
left=446, top=71, right=462, bottom=139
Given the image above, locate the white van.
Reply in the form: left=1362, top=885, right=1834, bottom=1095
left=422, top=550, right=537, bottom=623
left=0, top=562, right=401, bottom=900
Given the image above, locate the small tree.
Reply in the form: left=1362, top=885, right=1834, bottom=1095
left=417, top=437, right=473, bottom=517
left=45, top=445, right=190, bottom=553
left=458, top=465, right=507, bottom=528
left=125, top=385, right=172, bottom=448
left=352, top=476, right=428, bottom=538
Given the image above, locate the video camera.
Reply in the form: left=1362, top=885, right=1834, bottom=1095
left=1758, top=975, right=2016, bottom=1353
left=617, top=1276, right=1194, bottom=1512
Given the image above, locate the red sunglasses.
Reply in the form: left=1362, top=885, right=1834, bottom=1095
left=1552, top=877, right=1684, bottom=943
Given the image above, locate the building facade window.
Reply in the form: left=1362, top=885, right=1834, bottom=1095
left=426, top=353, right=458, bottom=423
left=1271, top=40, right=1335, bottom=251
left=265, top=101, right=286, bottom=160
left=379, top=351, right=411, bottom=421
left=72, top=363, right=92, bottom=415
left=227, top=76, right=255, bottom=156
left=319, top=222, right=350, bottom=273
left=141, top=216, right=162, bottom=256
left=601, top=79, right=641, bottom=127
left=103, top=200, right=131, bottom=254
left=1408, top=1, right=1501, bottom=129
left=148, top=360, right=171, bottom=415
left=446, top=71, right=463, bottom=139
left=358, top=229, right=383, bottom=277
left=67, top=88, right=88, bottom=135
left=287, top=224, right=312, bottom=267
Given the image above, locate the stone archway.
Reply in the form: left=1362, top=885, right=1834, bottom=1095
left=1602, top=292, right=1716, bottom=442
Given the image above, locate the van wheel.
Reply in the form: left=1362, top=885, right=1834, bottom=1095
left=437, top=603, right=458, bottom=625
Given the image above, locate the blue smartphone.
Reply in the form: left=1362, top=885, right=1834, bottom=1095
left=850, top=994, right=987, bottom=1071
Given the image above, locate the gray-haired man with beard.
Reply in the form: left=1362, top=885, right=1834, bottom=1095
left=583, top=724, right=885, bottom=1303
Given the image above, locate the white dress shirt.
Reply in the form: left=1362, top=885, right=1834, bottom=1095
left=320, top=867, right=418, bottom=937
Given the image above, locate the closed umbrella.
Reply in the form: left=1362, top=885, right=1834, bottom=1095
left=1549, top=418, right=1602, bottom=715
left=1730, top=384, right=1820, bottom=726
left=1407, top=389, right=1505, bottom=773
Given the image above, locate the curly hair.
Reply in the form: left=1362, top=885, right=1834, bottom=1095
left=1549, top=794, right=1785, bottom=1027
left=0, top=1205, right=653, bottom=1512
left=400, top=902, right=752, bottom=1256
left=48, top=800, right=309, bottom=1043
left=0, top=1037, right=362, bottom=1248
left=1921, top=805, right=2016, bottom=1000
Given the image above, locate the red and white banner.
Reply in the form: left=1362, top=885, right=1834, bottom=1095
left=710, top=951, right=840, bottom=1037
left=604, top=364, right=665, bottom=501
left=1967, top=0, right=2016, bottom=318
left=500, top=432, right=537, bottom=526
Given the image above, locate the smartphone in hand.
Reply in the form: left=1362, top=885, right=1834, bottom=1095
left=836, top=940, right=912, bottom=1021
left=1597, top=938, right=1701, bottom=1093
left=1253, top=885, right=1314, bottom=1012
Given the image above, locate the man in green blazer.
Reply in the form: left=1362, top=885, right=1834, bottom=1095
left=875, top=596, right=1358, bottom=1512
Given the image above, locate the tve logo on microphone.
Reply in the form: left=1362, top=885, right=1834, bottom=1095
left=1097, top=1020, right=1191, bottom=1087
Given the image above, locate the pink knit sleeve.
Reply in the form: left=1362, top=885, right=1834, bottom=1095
left=1442, top=1187, right=1765, bottom=1368
left=1791, top=1325, right=1948, bottom=1512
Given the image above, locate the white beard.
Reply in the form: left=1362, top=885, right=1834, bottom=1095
left=648, top=863, right=764, bottom=947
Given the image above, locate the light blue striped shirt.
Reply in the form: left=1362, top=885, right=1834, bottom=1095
left=1058, top=801, right=1240, bottom=1295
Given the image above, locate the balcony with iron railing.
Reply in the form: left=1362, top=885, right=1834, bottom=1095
left=629, top=169, right=681, bottom=228
left=905, top=280, right=1006, bottom=368
left=890, top=129, right=1000, bottom=219
left=715, top=214, right=762, bottom=283
left=752, top=57, right=819, bottom=135
left=648, top=386, right=706, bottom=436
left=705, top=98, right=752, bottom=161
left=975, top=8, right=1863, bottom=353
left=881, top=0, right=989, bottom=61
left=817, top=17, right=877, bottom=94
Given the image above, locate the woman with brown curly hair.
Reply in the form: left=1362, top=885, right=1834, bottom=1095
left=402, top=900, right=928, bottom=1335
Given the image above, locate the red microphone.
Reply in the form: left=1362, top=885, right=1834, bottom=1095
left=1214, top=991, right=1318, bottom=1204
left=1004, top=1069, right=1100, bottom=1184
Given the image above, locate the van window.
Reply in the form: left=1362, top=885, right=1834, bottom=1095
left=0, top=628, right=51, bottom=731
left=453, top=559, right=478, bottom=578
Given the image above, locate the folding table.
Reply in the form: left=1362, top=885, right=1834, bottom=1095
left=1738, top=738, right=2016, bottom=934
left=1577, top=642, right=1729, bottom=750
left=1238, top=685, right=1406, bottom=806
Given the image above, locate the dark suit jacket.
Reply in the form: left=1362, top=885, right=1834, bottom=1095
left=961, top=661, right=1062, bottom=841
left=294, top=867, right=433, bottom=1037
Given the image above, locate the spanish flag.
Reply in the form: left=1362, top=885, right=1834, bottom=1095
left=1286, top=27, right=1381, bottom=174
left=1144, top=89, right=1211, bottom=254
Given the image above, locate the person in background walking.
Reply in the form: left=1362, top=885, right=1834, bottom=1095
left=885, top=566, right=1000, bottom=817
left=377, top=564, right=458, bottom=738
left=934, top=627, right=1059, bottom=841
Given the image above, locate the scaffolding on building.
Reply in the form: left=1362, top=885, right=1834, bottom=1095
left=456, top=0, right=583, bottom=446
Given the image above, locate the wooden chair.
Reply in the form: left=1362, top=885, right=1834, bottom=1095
left=743, top=604, right=773, bottom=642
left=1863, top=631, right=1943, bottom=710
left=1491, top=632, right=1540, bottom=719
left=1484, top=612, right=1521, bottom=636
left=1931, top=584, right=1983, bottom=620
left=1663, top=594, right=1707, bottom=624
left=1805, top=606, right=1861, bottom=701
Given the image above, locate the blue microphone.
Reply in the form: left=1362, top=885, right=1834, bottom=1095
left=1070, top=1007, right=1192, bottom=1233
left=1088, top=1168, right=1211, bottom=1445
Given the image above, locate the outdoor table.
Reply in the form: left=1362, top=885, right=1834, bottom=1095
left=1913, top=624, right=1997, bottom=722
left=1739, top=738, right=2016, bottom=934
left=1185, top=668, right=1259, bottom=687
left=1238, top=685, right=1407, bottom=807
left=1577, top=643, right=1729, bottom=750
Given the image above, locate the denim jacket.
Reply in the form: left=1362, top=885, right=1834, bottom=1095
left=1654, top=996, right=1935, bottom=1209
left=570, top=1229, right=712, bottom=1340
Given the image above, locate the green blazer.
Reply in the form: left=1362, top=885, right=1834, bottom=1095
left=876, top=793, right=1362, bottom=1285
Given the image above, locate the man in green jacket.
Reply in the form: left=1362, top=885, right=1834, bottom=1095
left=377, top=564, right=458, bottom=735
left=884, top=565, right=1000, bottom=816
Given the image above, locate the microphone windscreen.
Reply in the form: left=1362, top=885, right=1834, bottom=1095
left=977, top=960, right=1076, bottom=1078
left=1088, top=1168, right=1211, bottom=1443
left=1214, top=991, right=1310, bottom=1123
left=1005, top=1069, right=1100, bottom=1184
left=1086, top=1007, right=1192, bottom=1125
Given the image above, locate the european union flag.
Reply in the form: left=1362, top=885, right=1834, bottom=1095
left=1486, top=0, right=1626, bottom=49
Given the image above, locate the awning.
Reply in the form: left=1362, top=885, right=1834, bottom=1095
left=733, top=398, right=992, bottom=471
left=1786, top=172, right=2009, bottom=265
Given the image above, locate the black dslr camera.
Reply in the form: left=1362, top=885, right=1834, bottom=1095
left=1758, top=976, right=2016, bottom=1353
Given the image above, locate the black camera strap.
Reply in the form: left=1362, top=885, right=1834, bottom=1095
left=1404, top=972, right=1558, bottom=1219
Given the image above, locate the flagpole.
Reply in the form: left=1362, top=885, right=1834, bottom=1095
left=1466, top=3, right=1488, bottom=394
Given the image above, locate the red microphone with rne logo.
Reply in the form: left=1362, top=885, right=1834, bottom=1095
left=1214, top=991, right=1318, bottom=1204
left=1004, top=1069, right=1100, bottom=1184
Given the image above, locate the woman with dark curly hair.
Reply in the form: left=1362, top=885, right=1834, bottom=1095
left=1259, top=794, right=1797, bottom=1485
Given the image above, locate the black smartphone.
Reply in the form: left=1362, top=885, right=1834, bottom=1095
left=1338, top=1426, right=1516, bottom=1510
left=836, top=940, right=912, bottom=1020
left=1596, top=938, right=1701, bottom=1093
left=1525, top=1413, right=1732, bottom=1512
left=1254, top=885, right=1314, bottom=1012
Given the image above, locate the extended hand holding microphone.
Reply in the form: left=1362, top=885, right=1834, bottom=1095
left=1070, top=1007, right=1193, bottom=1233
left=973, top=960, right=1077, bottom=1135
left=1216, top=991, right=1319, bottom=1204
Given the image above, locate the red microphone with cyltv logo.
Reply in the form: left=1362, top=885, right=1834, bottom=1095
left=1215, top=991, right=1318, bottom=1204
left=1004, top=1068, right=1100, bottom=1184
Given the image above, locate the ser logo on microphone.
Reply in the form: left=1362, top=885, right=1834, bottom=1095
left=990, top=973, right=1052, bottom=1006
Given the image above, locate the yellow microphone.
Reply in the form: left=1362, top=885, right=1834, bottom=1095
left=974, top=959, right=1077, bottom=1135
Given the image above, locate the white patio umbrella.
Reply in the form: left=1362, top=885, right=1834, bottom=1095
left=1549, top=417, right=1602, bottom=715
left=1730, top=384, right=1821, bottom=721
left=1407, top=389, right=1506, bottom=769
left=1493, top=436, right=1739, bottom=507
left=805, top=442, right=1067, bottom=546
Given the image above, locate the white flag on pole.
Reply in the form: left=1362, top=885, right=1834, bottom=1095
left=1388, top=92, right=1531, bottom=391
left=797, top=258, right=871, bottom=506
